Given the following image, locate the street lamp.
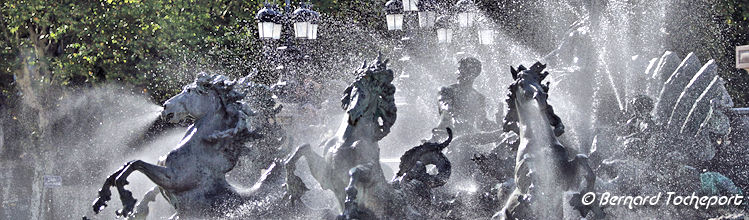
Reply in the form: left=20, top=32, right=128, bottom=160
left=477, top=18, right=494, bottom=45
left=256, top=4, right=282, bottom=40
left=455, top=0, right=478, bottom=28
left=435, top=16, right=453, bottom=43
left=736, top=45, right=749, bottom=72
left=293, top=4, right=320, bottom=40
left=417, top=0, right=437, bottom=28
left=256, top=2, right=321, bottom=40
left=385, top=0, right=405, bottom=31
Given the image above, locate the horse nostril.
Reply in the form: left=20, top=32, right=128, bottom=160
left=161, top=103, right=173, bottom=117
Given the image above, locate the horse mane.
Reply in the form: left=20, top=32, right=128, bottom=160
left=340, top=54, right=397, bottom=140
left=502, top=62, right=552, bottom=135
left=341, top=53, right=393, bottom=110
left=193, top=73, right=261, bottom=143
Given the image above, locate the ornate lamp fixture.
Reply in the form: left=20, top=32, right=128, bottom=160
left=256, top=4, right=282, bottom=40
left=292, top=4, right=320, bottom=39
left=385, top=0, right=405, bottom=31
left=435, top=16, right=454, bottom=43
left=256, top=1, right=321, bottom=40
left=455, top=0, right=478, bottom=28
left=417, top=0, right=437, bottom=28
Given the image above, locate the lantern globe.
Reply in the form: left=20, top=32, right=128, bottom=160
left=454, top=0, right=478, bottom=28
left=293, top=5, right=320, bottom=39
left=478, top=29, right=494, bottom=45
left=435, top=16, right=454, bottom=43
left=476, top=17, right=495, bottom=44
left=403, top=0, right=418, bottom=12
left=256, top=5, right=282, bottom=39
left=385, top=0, right=405, bottom=31
left=417, top=0, right=437, bottom=28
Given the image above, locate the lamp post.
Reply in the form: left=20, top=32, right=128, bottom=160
left=385, top=0, right=405, bottom=31
left=255, top=1, right=321, bottom=105
left=736, top=45, right=749, bottom=72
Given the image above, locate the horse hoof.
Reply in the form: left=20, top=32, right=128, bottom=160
left=115, top=198, right=137, bottom=217
left=91, top=199, right=107, bottom=214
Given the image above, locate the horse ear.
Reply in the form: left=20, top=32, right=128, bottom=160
left=530, top=62, right=546, bottom=73
left=510, top=66, right=518, bottom=80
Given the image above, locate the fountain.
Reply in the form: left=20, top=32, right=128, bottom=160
left=1, top=1, right=748, bottom=220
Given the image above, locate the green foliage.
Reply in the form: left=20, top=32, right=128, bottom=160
left=0, top=0, right=389, bottom=103
left=1, top=0, right=746, bottom=106
left=1, top=0, right=270, bottom=101
left=712, top=0, right=749, bottom=106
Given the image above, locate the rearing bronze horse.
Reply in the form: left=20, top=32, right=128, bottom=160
left=89, top=74, right=287, bottom=219
left=497, top=62, right=603, bottom=219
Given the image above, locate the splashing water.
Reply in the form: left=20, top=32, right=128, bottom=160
left=2, top=0, right=736, bottom=219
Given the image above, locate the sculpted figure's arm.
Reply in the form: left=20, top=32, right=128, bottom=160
left=476, top=93, right=500, bottom=132
left=436, top=87, right=454, bottom=127
left=430, top=87, right=453, bottom=141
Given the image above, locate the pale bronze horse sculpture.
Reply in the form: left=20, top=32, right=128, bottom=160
left=285, top=55, right=453, bottom=219
left=497, top=62, right=603, bottom=219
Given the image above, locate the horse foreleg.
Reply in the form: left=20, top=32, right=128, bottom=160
left=300, top=145, right=328, bottom=187
left=283, top=144, right=330, bottom=202
left=573, top=155, right=596, bottom=192
left=92, top=161, right=135, bottom=214
left=126, top=186, right=161, bottom=220
left=113, top=160, right=194, bottom=217
left=576, top=155, right=605, bottom=219
left=338, top=165, right=376, bottom=219
left=283, top=144, right=312, bottom=202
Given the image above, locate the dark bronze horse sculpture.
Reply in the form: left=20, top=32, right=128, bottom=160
left=90, top=74, right=290, bottom=219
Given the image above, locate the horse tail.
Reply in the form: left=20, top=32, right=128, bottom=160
left=395, top=128, right=452, bottom=188
left=438, top=127, right=453, bottom=151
